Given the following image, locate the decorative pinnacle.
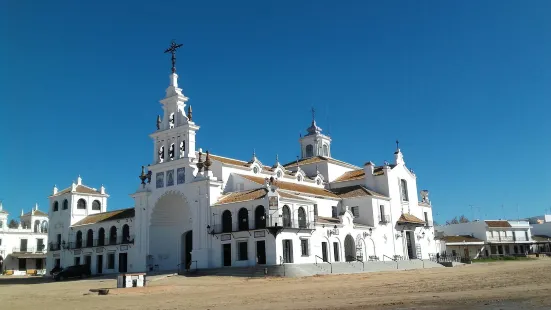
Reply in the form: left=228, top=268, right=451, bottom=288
left=187, top=105, right=193, bottom=121
left=164, top=40, right=183, bottom=74
left=396, top=140, right=400, bottom=150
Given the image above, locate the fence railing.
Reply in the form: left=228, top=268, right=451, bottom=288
left=488, top=236, right=515, bottom=242
left=12, top=247, right=46, bottom=253
left=210, top=221, right=313, bottom=234
left=315, top=255, right=332, bottom=273
left=49, top=243, right=61, bottom=251
left=68, top=236, right=135, bottom=249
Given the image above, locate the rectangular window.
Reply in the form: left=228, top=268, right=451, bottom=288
left=313, top=204, right=318, bottom=217
left=74, top=257, right=81, bottom=265
left=300, top=239, right=309, bottom=256
left=177, top=167, right=186, bottom=184
left=400, top=179, right=409, bottom=201
left=20, top=239, right=28, bottom=252
left=351, top=206, right=359, bottom=218
left=107, top=253, right=115, bottom=269
left=424, top=212, right=429, bottom=226
left=525, top=231, right=529, bottom=241
left=333, top=242, right=339, bottom=262
left=332, top=206, right=338, bottom=218
left=37, top=239, right=44, bottom=251
left=0, top=239, right=2, bottom=246
left=237, top=241, right=248, bottom=261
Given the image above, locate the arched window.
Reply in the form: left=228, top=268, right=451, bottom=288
left=122, top=224, right=130, bottom=243
left=109, top=226, right=117, bottom=245
left=62, top=199, right=68, bottom=210
left=76, top=231, right=83, bottom=248
left=33, top=220, right=40, bottom=233
left=41, top=221, right=48, bottom=233
left=305, top=144, right=314, bottom=157
left=238, top=208, right=249, bottom=231
left=400, top=179, right=409, bottom=201
left=322, top=144, right=329, bottom=157
left=298, top=207, right=307, bottom=228
left=255, top=205, right=266, bottom=229
left=159, top=145, right=165, bottom=163
left=222, top=210, right=232, bottom=233
left=297, top=175, right=302, bottom=182
left=344, top=234, right=355, bottom=262
left=169, top=143, right=175, bottom=159
left=92, top=200, right=101, bottom=211
left=77, top=199, right=86, bottom=209
left=169, top=112, right=175, bottom=128
left=86, top=229, right=93, bottom=247
left=282, top=205, right=291, bottom=228
left=98, top=228, right=105, bottom=246
left=180, top=140, right=185, bottom=157
left=53, top=201, right=59, bottom=212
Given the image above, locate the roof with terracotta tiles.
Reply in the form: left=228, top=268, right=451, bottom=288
left=54, top=185, right=103, bottom=196
left=237, top=174, right=340, bottom=198
left=333, top=169, right=365, bottom=183
left=316, top=216, right=341, bottom=224
left=397, top=213, right=425, bottom=225
left=439, top=235, right=484, bottom=243
left=485, top=220, right=512, bottom=228
left=278, top=192, right=313, bottom=202
left=72, top=208, right=135, bottom=226
left=23, top=209, right=48, bottom=217
left=330, top=185, right=388, bottom=199
left=283, top=156, right=360, bottom=169
left=532, top=235, right=551, bottom=242
left=214, top=188, right=268, bottom=205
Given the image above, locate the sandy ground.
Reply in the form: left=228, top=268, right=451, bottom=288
left=1, top=260, right=551, bottom=310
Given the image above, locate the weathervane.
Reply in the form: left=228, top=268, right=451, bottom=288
left=164, top=40, right=183, bottom=73
left=311, top=107, right=316, bottom=122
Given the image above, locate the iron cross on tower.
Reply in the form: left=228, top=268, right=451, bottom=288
left=164, top=40, right=183, bottom=73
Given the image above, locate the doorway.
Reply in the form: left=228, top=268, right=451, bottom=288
left=463, top=248, right=470, bottom=259
left=118, top=253, right=128, bottom=273
left=256, top=241, right=266, bottom=264
left=97, top=255, right=103, bottom=274
left=344, top=234, right=355, bottom=262
left=283, top=239, right=293, bottom=263
left=184, top=230, right=193, bottom=270
left=84, top=255, right=92, bottom=269
left=405, top=231, right=415, bottom=259
left=18, top=258, right=26, bottom=271
left=321, top=242, right=328, bottom=262
left=223, top=244, right=232, bottom=266
left=333, top=242, right=339, bottom=262
left=36, top=258, right=43, bottom=270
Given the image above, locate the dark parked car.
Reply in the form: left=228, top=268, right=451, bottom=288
left=54, top=265, right=91, bottom=281
left=50, top=265, right=63, bottom=277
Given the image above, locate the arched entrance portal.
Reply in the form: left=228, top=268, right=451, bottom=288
left=180, top=230, right=193, bottom=270
left=344, top=234, right=355, bottom=262
left=150, top=192, right=192, bottom=271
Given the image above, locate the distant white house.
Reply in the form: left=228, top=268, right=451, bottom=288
left=0, top=202, right=48, bottom=275
left=435, top=220, right=537, bottom=258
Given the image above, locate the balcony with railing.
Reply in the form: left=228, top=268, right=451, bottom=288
left=210, top=220, right=313, bottom=234
left=68, top=236, right=135, bottom=249
left=12, top=246, right=46, bottom=253
left=487, top=236, right=515, bottom=242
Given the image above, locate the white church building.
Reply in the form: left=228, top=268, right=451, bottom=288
left=0, top=202, right=48, bottom=275
left=46, top=47, right=437, bottom=275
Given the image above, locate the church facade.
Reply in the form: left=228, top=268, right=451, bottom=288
left=47, top=51, right=437, bottom=275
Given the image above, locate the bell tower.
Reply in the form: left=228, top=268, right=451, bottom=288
left=150, top=41, right=200, bottom=166
left=299, top=108, right=332, bottom=158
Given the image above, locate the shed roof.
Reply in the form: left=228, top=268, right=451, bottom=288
left=72, top=208, right=135, bottom=226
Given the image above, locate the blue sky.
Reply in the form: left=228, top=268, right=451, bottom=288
left=1, top=1, right=551, bottom=223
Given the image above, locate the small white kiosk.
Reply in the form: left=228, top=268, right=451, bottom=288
left=117, top=273, right=147, bottom=288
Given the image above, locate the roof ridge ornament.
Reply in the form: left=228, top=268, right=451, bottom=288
left=164, top=40, right=183, bottom=74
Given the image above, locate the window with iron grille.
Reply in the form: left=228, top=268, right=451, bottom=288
left=300, top=239, right=309, bottom=256
left=332, top=206, right=338, bottom=218
left=107, top=253, right=115, bottom=269
left=351, top=206, right=359, bottom=217
left=237, top=241, right=248, bottom=261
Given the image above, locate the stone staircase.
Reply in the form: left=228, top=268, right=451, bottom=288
left=188, top=259, right=443, bottom=278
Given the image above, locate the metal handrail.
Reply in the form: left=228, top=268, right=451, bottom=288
left=314, top=255, right=332, bottom=273
left=383, top=254, right=396, bottom=261
left=351, top=256, right=364, bottom=271
left=280, top=255, right=285, bottom=277
left=412, top=257, right=425, bottom=268
left=383, top=255, right=398, bottom=269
